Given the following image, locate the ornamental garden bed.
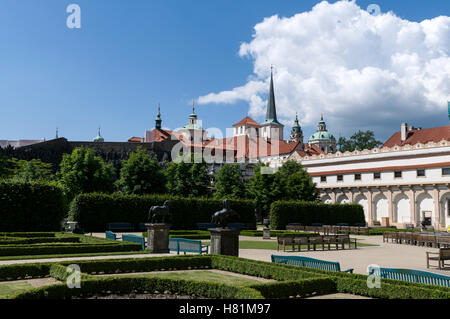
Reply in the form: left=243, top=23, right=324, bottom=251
left=0, top=255, right=449, bottom=299
left=0, top=232, right=142, bottom=257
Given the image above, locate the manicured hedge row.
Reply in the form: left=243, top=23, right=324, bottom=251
left=0, top=263, right=53, bottom=281
left=69, top=193, right=256, bottom=231
left=13, top=276, right=264, bottom=299
left=0, top=242, right=142, bottom=257
left=270, top=201, right=365, bottom=230
left=0, top=237, right=80, bottom=245
left=249, top=278, right=336, bottom=299
left=0, top=181, right=67, bottom=232
left=0, top=232, right=57, bottom=238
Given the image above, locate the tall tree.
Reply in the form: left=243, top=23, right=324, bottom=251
left=337, top=130, right=382, bottom=152
left=214, top=164, right=247, bottom=199
left=58, top=147, right=115, bottom=200
left=117, top=147, right=166, bottom=195
left=10, top=159, right=53, bottom=182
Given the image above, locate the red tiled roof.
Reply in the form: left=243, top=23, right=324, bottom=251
left=232, top=116, right=262, bottom=128
left=128, top=137, right=143, bottom=143
left=382, top=126, right=450, bottom=148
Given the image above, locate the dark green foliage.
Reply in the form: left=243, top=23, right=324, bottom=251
left=9, top=159, right=54, bottom=182
left=69, top=193, right=256, bottom=231
left=58, top=147, right=115, bottom=200
left=214, top=164, right=247, bottom=199
left=117, top=147, right=166, bottom=195
left=0, top=237, right=80, bottom=245
left=337, top=130, right=382, bottom=153
left=0, top=180, right=66, bottom=232
left=249, top=278, right=336, bottom=299
left=249, top=161, right=318, bottom=215
left=166, top=158, right=211, bottom=198
left=270, top=201, right=365, bottom=230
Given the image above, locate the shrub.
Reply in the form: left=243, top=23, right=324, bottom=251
left=270, top=201, right=365, bottom=230
left=69, top=193, right=256, bottom=231
left=0, top=180, right=67, bottom=232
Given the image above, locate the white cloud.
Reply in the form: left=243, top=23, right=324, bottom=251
left=198, top=1, right=450, bottom=138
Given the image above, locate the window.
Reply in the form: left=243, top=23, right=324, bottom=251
left=374, top=172, right=381, bottom=180
left=443, top=168, right=450, bottom=176
left=417, top=169, right=425, bottom=177
left=320, top=176, right=327, bottom=183
left=394, top=171, right=402, bottom=178
left=337, top=175, right=343, bottom=182
left=354, top=174, right=361, bottom=181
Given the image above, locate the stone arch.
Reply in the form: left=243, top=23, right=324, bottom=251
left=373, top=193, right=388, bottom=222
left=393, top=193, right=411, bottom=224
left=440, top=192, right=450, bottom=228
left=321, top=195, right=333, bottom=204
left=416, top=192, right=435, bottom=226
left=336, top=194, right=350, bottom=204
left=354, top=194, right=368, bottom=223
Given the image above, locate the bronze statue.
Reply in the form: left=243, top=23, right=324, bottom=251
left=211, top=199, right=239, bottom=228
left=148, top=200, right=172, bottom=224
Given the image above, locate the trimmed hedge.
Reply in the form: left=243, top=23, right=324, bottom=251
left=13, top=276, right=264, bottom=299
left=0, top=237, right=80, bottom=245
left=270, top=201, right=365, bottom=230
left=2, top=255, right=450, bottom=299
left=0, top=181, right=67, bottom=232
left=69, top=193, right=256, bottom=231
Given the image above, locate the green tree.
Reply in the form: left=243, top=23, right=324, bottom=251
left=337, top=130, right=382, bottom=152
left=248, top=163, right=277, bottom=214
left=10, top=159, right=53, bottom=182
left=58, top=147, right=115, bottom=200
left=117, top=147, right=166, bottom=195
left=214, top=164, right=247, bottom=199
left=166, top=156, right=211, bottom=198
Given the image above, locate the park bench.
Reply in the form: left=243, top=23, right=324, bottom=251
left=106, top=222, right=135, bottom=232
left=271, top=255, right=354, bottom=273
left=122, top=234, right=146, bottom=250
left=426, top=248, right=450, bottom=270
left=196, top=223, right=217, bottom=230
left=227, top=223, right=247, bottom=230
left=286, top=224, right=305, bottom=232
left=277, top=235, right=296, bottom=252
left=169, top=238, right=209, bottom=255
left=368, top=266, right=450, bottom=287
left=336, top=234, right=358, bottom=249
left=105, top=231, right=118, bottom=241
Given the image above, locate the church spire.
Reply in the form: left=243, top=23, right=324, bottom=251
left=155, top=104, right=162, bottom=129
left=264, top=66, right=281, bottom=125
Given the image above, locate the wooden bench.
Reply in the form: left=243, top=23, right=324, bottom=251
left=271, top=255, right=354, bottom=273
left=169, top=238, right=209, bottom=255
left=368, top=266, right=450, bottom=287
left=106, top=222, right=135, bottom=232
left=426, top=248, right=450, bottom=270
left=105, top=231, right=118, bottom=241
left=196, top=223, right=217, bottom=230
left=277, top=235, right=296, bottom=252
left=122, top=234, right=146, bottom=250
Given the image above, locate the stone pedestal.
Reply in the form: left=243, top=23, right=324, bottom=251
left=209, top=228, right=240, bottom=257
left=145, top=223, right=171, bottom=253
left=263, top=227, right=271, bottom=240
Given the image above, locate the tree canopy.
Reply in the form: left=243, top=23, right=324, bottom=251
left=213, top=164, right=247, bottom=199
left=337, top=130, right=382, bottom=152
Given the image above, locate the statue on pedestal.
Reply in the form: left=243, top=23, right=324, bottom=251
left=148, top=200, right=172, bottom=224
left=211, top=199, right=239, bottom=228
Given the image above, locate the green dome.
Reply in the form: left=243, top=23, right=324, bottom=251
left=93, top=128, right=104, bottom=142
left=310, top=131, right=335, bottom=141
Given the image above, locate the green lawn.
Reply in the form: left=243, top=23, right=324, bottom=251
left=202, top=240, right=377, bottom=250
left=0, top=282, right=34, bottom=299
left=110, top=270, right=264, bottom=287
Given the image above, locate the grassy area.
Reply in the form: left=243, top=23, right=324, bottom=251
left=0, top=282, right=34, bottom=299
left=201, top=240, right=377, bottom=250
left=108, top=270, right=264, bottom=287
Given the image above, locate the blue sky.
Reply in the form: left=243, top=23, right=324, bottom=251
left=0, top=0, right=448, bottom=143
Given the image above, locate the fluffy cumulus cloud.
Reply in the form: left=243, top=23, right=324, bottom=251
left=198, top=1, right=450, bottom=138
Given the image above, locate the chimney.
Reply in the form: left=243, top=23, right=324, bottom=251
left=401, top=123, right=408, bottom=142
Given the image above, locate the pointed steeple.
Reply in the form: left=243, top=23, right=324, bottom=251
left=55, top=127, right=59, bottom=139
left=264, top=67, right=281, bottom=125
left=155, top=104, right=162, bottom=129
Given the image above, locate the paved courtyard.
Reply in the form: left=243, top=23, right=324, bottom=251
left=0, top=233, right=447, bottom=277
